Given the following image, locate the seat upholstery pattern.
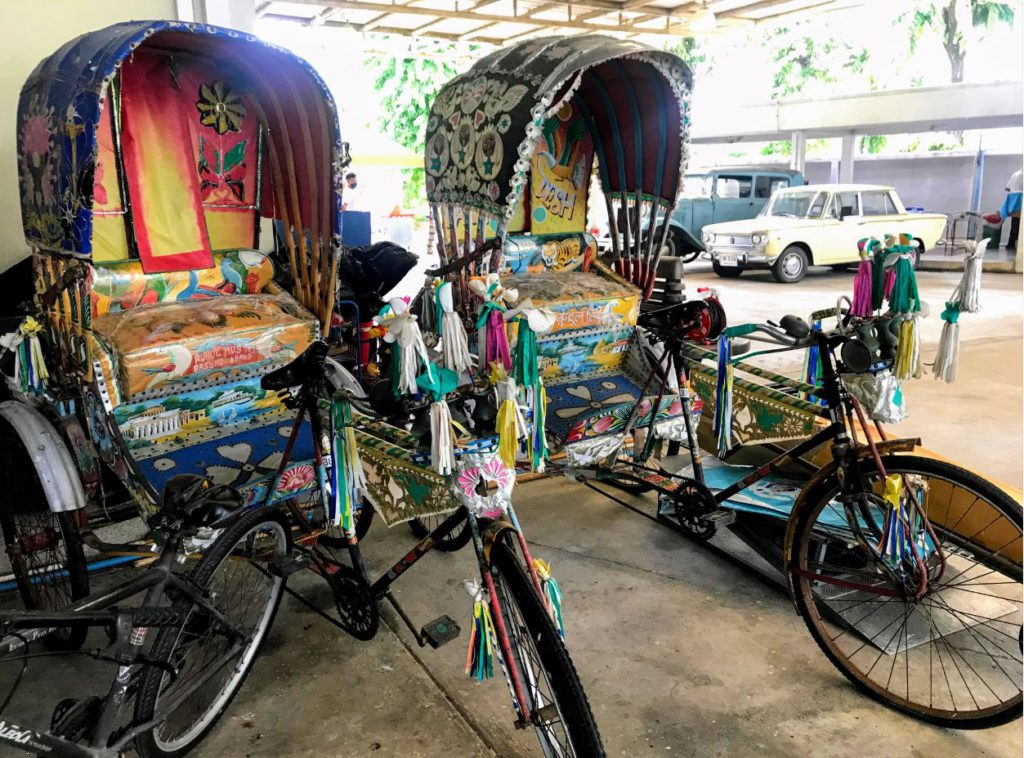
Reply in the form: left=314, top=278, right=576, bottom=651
left=91, top=294, right=315, bottom=402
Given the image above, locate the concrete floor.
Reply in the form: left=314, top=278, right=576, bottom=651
left=2, top=265, right=1021, bottom=756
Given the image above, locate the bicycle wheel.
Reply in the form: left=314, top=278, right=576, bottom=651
left=489, top=536, right=605, bottom=756
left=408, top=511, right=471, bottom=552
left=0, top=423, right=89, bottom=650
left=134, top=508, right=290, bottom=757
left=790, top=454, right=1022, bottom=728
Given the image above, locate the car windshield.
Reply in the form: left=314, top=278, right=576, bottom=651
left=761, top=191, right=824, bottom=218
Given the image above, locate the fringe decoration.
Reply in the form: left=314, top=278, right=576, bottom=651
left=429, top=399, right=456, bottom=475
left=871, top=247, right=889, bottom=311
left=956, top=239, right=986, bottom=314
left=496, top=378, right=527, bottom=468
left=513, top=317, right=548, bottom=472
left=801, top=319, right=824, bottom=405
left=894, top=316, right=921, bottom=380
left=386, top=309, right=433, bottom=396
left=465, top=581, right=497, bottom=681
left=712, top=335, right=734, bottom=457
left=479, top=304, right=511, bottom=372
left=533, top=558, right=565, bottom=638
left=330, top=399, right=366, bottom=532
left=933, top=303, right=959, bottom=383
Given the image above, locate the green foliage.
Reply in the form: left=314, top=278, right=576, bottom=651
left=665, top=37, right=709, bottom=75
left=859, top=135, right=888, bottom=154
left=768, top=27, right=869, bottom=99
left=761, top=141, right=792, bottom=156
left=902, top=1, right=1015, bottom=82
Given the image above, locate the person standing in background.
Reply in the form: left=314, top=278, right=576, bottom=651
left=343, top=171, right=361, bottom=211
left=1003, top=168, right=1022, bottom=251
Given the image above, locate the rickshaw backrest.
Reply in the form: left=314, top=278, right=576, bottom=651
left=89, top=250, right=276, bottom=318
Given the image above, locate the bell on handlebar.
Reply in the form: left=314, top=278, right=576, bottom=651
left=779, top=315, right=810, bottom=339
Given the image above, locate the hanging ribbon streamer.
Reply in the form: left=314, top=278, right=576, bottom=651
left=850, top=238, right=878, bottom=317
left=1, top=317, right=50, bottom=395
left=436, top=282, right=473, bottom=377
left=885, top=235, right=921, bottom=315
left=801, top=318, right=824, bottom=405
left=470, top=274, right=517, bottom=376
left=380, top=298, right=433, bottom=396
left=933, top=239, right=987, bottom=383
left=330, top=399, right=366, bottom=532
left=712, top=335, right=734, bottom=457
left=464, top=580, right=497, bottom=681
left=532, top=558, right=565, bottom=638
left=496, top=377, right=527, bottom=468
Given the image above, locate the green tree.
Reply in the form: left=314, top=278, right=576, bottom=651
left=768, top=29, right=869, bottom=99
left=665, top=36, right=710, bottom=77
left=364, top=43, right=464, bottom=211
left=905, top=1, right=1015, bottom=82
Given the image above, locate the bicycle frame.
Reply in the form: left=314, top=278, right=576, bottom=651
left=267, top=376, right=549, bottom=732
left=0, top=530, right=250, bottom=757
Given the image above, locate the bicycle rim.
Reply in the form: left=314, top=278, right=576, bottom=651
left=793, top=455, right=1022, bottom=726
left=490, top=540, right=602, bottom=756
left=151, top=516, right=287, bottom=752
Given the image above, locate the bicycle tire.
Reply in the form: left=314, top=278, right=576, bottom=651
left=133, top=508, right=290, bottom=757
left=790, top=454, right=1022, bottom=728
left=408, top=512, right=472, bottom=552
left=489, top=537, right=605, bottom=756
left=0, top=422, right=89, bottom=650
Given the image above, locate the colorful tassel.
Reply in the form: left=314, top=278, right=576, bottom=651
left=382, top=299, right=433, bottom=396
left=871, top=247, right=889, bottom=311
left=429, top=399, right=456, bottom=476
left=330, top=399, right=366, bottom=533
left=880, top=474, right=907, bottom=567
left=496, top=378, right=526, bottom=468
left=894, top=315, right=921, bottom=380
left=886, top=235, right=921, bottom=314
left=933, top=303, right=960, bottom=383
left=956, top=238, right=986, bottom=314
left=465, top=581, right=497, bottom=681
left=437, top=282, right=473, bottom=377
left=533, top=558, right=565, bottom=638
left=470, top=274, right=517, bottom=377
left=2, top=317, right=50, bottom=395
left=851, top=238, right=878, bottom=317
left=512, top=313, right=550, bottom=472
left=712, top=335, right=734, bottom=456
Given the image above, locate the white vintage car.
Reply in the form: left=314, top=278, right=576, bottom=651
left=702, top=184, right=947, bottom=283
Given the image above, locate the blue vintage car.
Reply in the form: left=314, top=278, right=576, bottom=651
left=662, top=168, right=805, bottom=261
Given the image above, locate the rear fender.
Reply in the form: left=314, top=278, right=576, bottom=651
left=782, top=438, right=919, bottom=602
left=479, top=518, right=518, bottom=564
left=0, top=400, right=86, bottom=513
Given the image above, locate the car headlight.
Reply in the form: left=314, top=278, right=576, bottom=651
left=702, top=231, right=714, bottom=244
left=751, top=233, right=767, bottom=245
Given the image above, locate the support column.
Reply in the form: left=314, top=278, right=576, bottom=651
left=789, top=131, right=806, bottom=175
left=839, top=132, right=856, bottom=184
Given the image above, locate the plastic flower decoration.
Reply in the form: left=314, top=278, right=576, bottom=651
left=196, top=81, right=246, bottom=135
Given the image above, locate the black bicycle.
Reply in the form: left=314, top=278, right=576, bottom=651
left=0, top=476, right=292, bottom=757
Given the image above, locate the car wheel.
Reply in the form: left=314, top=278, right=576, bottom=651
left=712, top=260, right=743, bottom=278
left=912, top=238, right=924, bottom=268
left=771, top=245, right=808, bottom=283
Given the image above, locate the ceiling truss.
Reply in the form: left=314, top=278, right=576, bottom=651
left=257, top=0, right=856, bottom=45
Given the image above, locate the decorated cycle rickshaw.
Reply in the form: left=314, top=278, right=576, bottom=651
left=421, top=36, right=1022, bottom=727
left=0, top=22, right=604, bottom=756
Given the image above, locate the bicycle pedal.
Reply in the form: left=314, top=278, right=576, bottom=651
left=269, top=552, right=309, bottom=578
left=421, top=615, right=460, bottom=649
left=701, top=509, right=736, bottom=528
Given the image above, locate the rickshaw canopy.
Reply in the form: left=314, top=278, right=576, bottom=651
left=424, top=35, right=692, bottom=238
left=18, top=20, right=343, bottom=260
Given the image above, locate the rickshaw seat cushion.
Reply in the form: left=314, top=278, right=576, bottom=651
left=90, top=250, right=276, bottom=318
left=90, top=294, right=316, bottom=402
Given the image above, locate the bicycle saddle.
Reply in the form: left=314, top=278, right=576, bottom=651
left=262, top=342, right=368, bottom=400
left=160, top=475, right=242, bottom=529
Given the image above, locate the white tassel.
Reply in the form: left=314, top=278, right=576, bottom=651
left=383, top=299, right=433, bottom=396
left=441, top=311, right=473, bottom=376
left=933, top=318, right=959, bottom=383
left=957, top=238, right=987, bottom=314
left=430, top=400, right=456, bottom=475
